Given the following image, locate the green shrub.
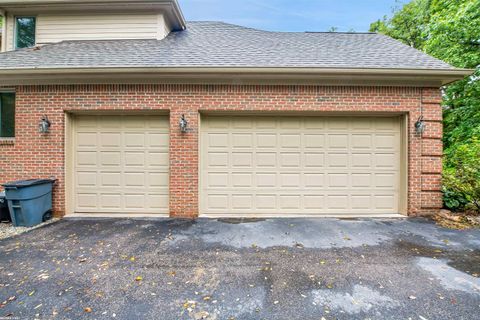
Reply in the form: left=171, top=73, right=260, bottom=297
left=442, top=186, right=469, bottom=212
left=443, top=138, right=480, bottom=212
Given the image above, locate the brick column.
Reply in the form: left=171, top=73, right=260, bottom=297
left=168, top=106, right=199, bottom=218
left=418, top=88, right=443, bottom=215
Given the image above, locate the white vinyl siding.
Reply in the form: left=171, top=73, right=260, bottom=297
left=36, top=13, right=168, bottom=43
left=3, top=12, right=171, bottom=51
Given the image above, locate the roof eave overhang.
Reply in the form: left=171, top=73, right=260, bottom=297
left=0, top=67, right=473, bottom=87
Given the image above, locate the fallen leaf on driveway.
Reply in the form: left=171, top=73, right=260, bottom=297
left=183, top=300, right=197, bottom=312
left=84, top=307, right=92, bottom=313
left=135, top=276, right=143, bottom=281
left=193, top=310, right=209, bottom=319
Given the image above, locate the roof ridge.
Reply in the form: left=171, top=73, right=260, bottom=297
left=186, top=21, right=379, bottom=35
left=304, top=31, right=377, bottom=35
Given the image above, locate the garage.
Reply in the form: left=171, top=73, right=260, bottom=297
left=200, top=116, right=404, bottom=216
left=72, top=115, right=169, bottom=214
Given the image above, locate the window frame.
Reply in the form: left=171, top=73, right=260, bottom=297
left=14, top=16, right=37, bottom=49
left=0, top=91, right=16, bottom=139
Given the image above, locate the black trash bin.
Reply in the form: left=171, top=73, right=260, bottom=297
left=0, top=191, right=11, bottom=222
left=3, top=179, right=55, bottom=227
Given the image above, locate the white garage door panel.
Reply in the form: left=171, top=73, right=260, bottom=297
left=201, top=116, right=401, bottom=216
left=74, top=115, right=169, bottom=214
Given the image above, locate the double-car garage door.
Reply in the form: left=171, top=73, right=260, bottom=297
left=200, top=116, right=402, bottom=216
left=72, top=115, right=402, bottom=216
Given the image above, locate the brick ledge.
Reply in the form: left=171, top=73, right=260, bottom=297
left=0, top=138, right=15, bottom=146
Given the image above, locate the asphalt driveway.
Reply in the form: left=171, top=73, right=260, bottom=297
left=0, top=218, right=479, bottom=320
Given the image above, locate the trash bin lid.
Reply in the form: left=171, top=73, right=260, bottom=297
left=2, top=179, right=55, bottom=188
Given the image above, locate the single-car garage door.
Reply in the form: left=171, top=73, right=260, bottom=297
left=200, top=116, right=402, bottom=216
left=73, top=115, right=169, bottom=214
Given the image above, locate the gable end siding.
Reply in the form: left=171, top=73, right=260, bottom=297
left=4, top=12, right=171, bottom=51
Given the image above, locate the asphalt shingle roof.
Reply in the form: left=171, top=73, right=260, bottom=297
left=0, top=21, right=454, bottom=70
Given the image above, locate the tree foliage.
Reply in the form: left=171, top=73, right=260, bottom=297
left=370, top=0, right=480, bottom=211
left=443, top=138, right=480, bottom=212
left=370, top=0, right=431, bottom=48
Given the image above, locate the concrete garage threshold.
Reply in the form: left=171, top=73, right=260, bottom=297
left=0, top=217, right=479, bottom=320
left=66, top=213, right=407, bottom=218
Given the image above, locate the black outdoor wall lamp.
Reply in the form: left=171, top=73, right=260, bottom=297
left=39, top=115, right=51, bottom=134
left=179, top=114, right=188, bottom=133
left=414, top=116, right=426, bottom=135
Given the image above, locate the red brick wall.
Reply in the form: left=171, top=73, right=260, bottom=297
left=0, top=84, right=443, bottom=217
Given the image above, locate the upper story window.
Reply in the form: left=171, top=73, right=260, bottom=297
left=15, top=17, right=36, bottom=49
left=0, top=92, right=15, bottom=138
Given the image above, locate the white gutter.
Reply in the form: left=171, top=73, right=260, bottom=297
left=0, top=66, right=472, bottom=75
left=0, top=66, right=472, bottom=86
